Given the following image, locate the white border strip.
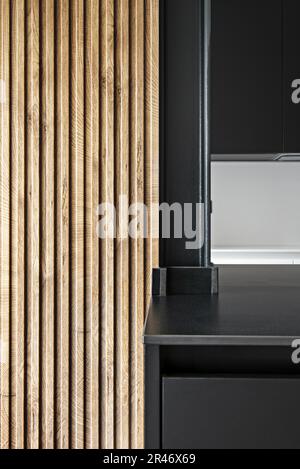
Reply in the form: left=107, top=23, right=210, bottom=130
left=212, top=249, right=300, bottom=265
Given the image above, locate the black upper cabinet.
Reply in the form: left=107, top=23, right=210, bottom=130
left=211, top=0, right=283, bottom=155
left=284, top=0, right=300, bottom=153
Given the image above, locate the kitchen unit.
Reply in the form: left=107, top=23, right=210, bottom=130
left=144, top=0, right=300, bottom=449
left=212, top=0, right=300, bottom=158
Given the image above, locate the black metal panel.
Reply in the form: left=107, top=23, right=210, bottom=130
left=152, top=267, right=218, bottom=296
left=163, top=376, right=300, bottom=449
left=160, top=0, right=211, bottom=267
left=160, top=0, right=199, bottom=266
left=144, top=346, right=161, bottom=449
left=211, top=0, right=283, bottom=155
left=165, top=266, right=218, bottom=295
left=284, top=0, right=300, bottom=152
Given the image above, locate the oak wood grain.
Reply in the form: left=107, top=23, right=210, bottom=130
left=115, top=0, right=130, bottom=449
left=0, top=0, right=11, bottom=450
left=55, top=0, right=70, bottom=449
left=100, top=0, right=115, bottom=449
left=130, top=0, right=145, bottom=449
left=85, top=0, right=100, bottom=449
left=41, top=0, right=55, bottom=448
left=70, top=0, right=85, bottom=449
left=25, top=0, right=40, bottom=449
left=0, top=0, right=158, bottom=449
left=10, top=0, right=25, bottom=450
left=145, top=0, right=159, bottom=309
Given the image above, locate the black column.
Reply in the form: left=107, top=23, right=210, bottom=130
left=201, top=0, right=212, bottom=267
left=156, top=0, right=218, bottom=295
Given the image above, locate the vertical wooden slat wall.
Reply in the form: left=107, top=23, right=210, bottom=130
left=0, top=0, right=159, bottom=449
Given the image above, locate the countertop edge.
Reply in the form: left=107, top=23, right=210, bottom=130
left=143, top=335, right=298, bottom=347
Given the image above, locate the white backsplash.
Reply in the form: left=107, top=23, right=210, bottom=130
left=211, top=162, right=300, bottom=264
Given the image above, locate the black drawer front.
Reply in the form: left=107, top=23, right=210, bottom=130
left=163, top=376, right=300, bottom=449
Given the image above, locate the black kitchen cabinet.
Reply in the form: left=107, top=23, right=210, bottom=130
left=211, top=0, right=283, bottom=155
left=145, top=0, right=300, bottom=451
left=163, top=376, right=300, bottom=449
left=284, top=0, right=300, bottom=153
left=212, top=0, right=300, bottom=157
left=144, top=266, right=300, bottom=449
left=163, top=0, right=300, bottom=163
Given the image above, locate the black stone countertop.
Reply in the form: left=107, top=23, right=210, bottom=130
left=143, top=266, right=300, bottom=346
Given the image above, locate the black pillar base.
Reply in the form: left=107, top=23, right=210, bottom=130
left=152, top=266, right=219, bottom=296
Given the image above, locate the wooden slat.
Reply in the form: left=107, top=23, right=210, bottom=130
left=145, top=0, right=159, bottom=280
left=85, top=0, right=100, bottom=449
left=71, top=0, right=85, bottom=449
left=10, top=0, right=25, bottom=449
left=115, top=0, right=130, bottom=450
left=0, top=0, right=11, bottom=450
left=145, top=0, right=153, bottom=310
left=55, top=0, right=70, bottom=450
left=130, top=0, right=145, bottom=450
left=100, top=0, right=115, bottom=450
left=41, top=0, right=55, bottom=449
left=151, top=1, right=159, bottom=269
left=70, top=0, right=85, bottom=449
left=25, top=0, right=40, bottom=450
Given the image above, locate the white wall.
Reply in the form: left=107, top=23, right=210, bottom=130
left=211, top=162, right=300, bottom=264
